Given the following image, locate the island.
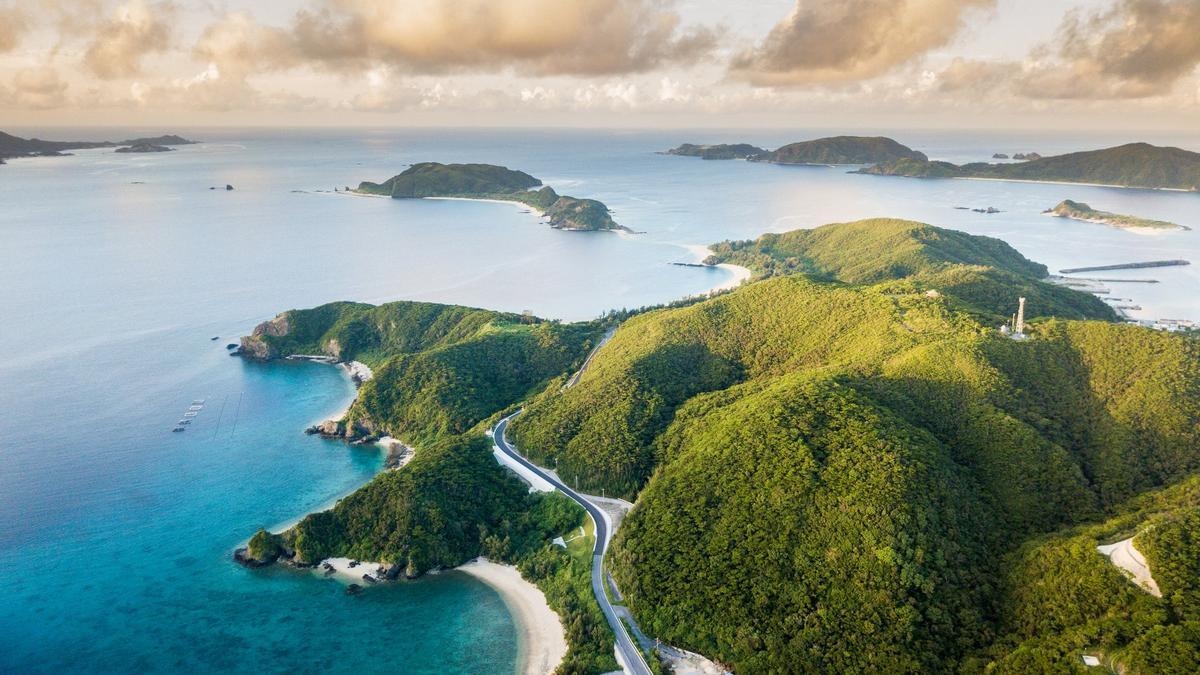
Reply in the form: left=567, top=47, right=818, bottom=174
left=993, top=153, right=1010, bottom=159
left=663, top=143, right=767, bottom=160
left=856, top=142, right=1200, bottom=191
left=1045, top=200, right=1188, bottom=231
left=0, top=130, right=196, bottom=161
left=664, top=136, right=926, bottom=165
left=1013, top=152, right=1042, bottom=161
left=115, top=143, right=174, bottom=154
left=234, top=217, right=1200, bottom=675
left=356, top=162, right=627, bottom=231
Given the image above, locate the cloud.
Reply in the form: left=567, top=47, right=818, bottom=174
left=193, top=11, right=301, bottom=78
left=194, top=0, right=718, bottom=78
left=3, top=67, right=70, bottom=109
left=83, top=1, right=175, bottom=79
left=1017, top=0, right=1200, bottom=99
left=935, top=58, right=1020, bottom=94
left=0, top=5, right=29, bottom=52
left=731, top=0, right=995, bottom=86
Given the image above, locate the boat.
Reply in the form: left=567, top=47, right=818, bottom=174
left=183, top=412, right=198, bottom=418
left=178, top=420, right=191, bottom=425
left=188, top=405, right=203, bottom=411
left=172, top=427, right=185, bottom=433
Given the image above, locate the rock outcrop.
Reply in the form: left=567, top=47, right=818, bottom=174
left=238, top=313, right=290, bottom=360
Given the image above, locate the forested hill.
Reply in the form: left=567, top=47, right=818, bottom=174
left=509, top=220, right=1200, bottom=672
left=705, top=218, right=1116, bottom=322
left=356, top=162, right=624, bottom=231
left=859, top=142, right=1200, bottom=191
left=761, top=135, right=926, bottom=165
left=357, top=162, right=541, bottom=197
left=240, top=300, right=603, bottom=445
left=237, top=300, right=620, bottom=671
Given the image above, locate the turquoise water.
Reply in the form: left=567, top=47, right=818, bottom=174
left=1, top=128, right=1198, bottom=673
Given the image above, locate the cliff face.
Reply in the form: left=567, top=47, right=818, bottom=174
left=238, top=313, right=291, bottom=360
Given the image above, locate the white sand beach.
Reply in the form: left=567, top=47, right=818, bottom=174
left=681, top=244, right=752, bottom=295
left=425, top=196, right=546, bottom=217
left=318, top=557, right=389, bottom=584
left=458, top=557, right=568, bottom=675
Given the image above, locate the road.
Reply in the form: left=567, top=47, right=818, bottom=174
left=493, top=412, right=652, bottom=675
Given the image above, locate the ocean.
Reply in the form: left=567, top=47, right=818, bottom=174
left=1, top=127, right=1197, bottom=672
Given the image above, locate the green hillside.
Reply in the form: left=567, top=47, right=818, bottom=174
left=508, top=222, right=1200, bottom=671
left=239, top=217, right=1200, bottom=674
left=287, top=435, right=620, bottom=673
left=356, top=162, right=623, bottom=230
left=705, top=218, right=1116, bottom=322
left=240, top=300, right=603, bottom=444
left=762, top=136, right=927, bottom=165
left=858, top=143, right=1200, bottom=191
left=975, top=477, right=1200, bottom=673
left=357, top=162, right=541, bottom=197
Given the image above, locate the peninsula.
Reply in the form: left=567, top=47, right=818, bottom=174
left=0, top=130, right=196, bottom=161
left=356, top=162, right=625, bottom=231
left=1045, top=200, right=1188, bottom=231
left=665, top=135, right=926, bottom=165
left=235, top=217, right=1200, bottom=674
left=857, top=142, right=1200, bottom=191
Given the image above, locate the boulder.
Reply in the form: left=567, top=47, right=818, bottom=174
left=345, top=584, right=362, bottom=596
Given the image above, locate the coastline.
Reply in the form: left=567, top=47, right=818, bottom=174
left=313, top=555, right=569, bottom=675
left=681, top=243, right=753, bottom=294
left=457, top=557, right=568, bottom=675
left=425, top=196, right=545, bottom=218
left=1043, top=212, right=1187, bottom=235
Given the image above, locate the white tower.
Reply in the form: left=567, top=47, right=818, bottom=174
left=1015, top=297, right=1026, bottom=335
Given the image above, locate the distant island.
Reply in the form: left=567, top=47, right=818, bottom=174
left=0, top=130, right=196, bottom=161
left=1045, top=200, right=1188, bottom=231
left=857, top=142, right=1200, bottom=191
left=664, top=143, right=767, bottom=160
left=664, top=136, right=926, bottom=165
left=356, top=162, right=626, bottom=232
left=115, top=143, right=174, bottom=154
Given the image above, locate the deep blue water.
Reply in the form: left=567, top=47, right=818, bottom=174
left=1, top=127, right=1198, bottom=673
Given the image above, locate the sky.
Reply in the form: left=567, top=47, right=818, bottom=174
left=1, top=0, right=1198, bottom=129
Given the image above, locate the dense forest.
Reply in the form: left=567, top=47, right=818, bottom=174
left=705, top=218, right=1117, bottom=322
left=244, top=216, right=1200, bottom=673
left=241, top=299, right=603, bottom=444
left=238, top=300, right=619, bottom=673
left=507, top=219, right=1200, bottom=672
left=355, top=162, right=622, bottom=230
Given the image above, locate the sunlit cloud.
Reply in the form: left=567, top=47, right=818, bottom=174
left=730, top=0, right=995, bottom=86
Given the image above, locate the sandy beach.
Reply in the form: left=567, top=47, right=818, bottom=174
left=425, top=196, right=546, bottom=217
left=681, top=244, right=753, bottom=295
left=317, top=557, right=389, bottom=583
left=458, top=557, right=568, bottom=675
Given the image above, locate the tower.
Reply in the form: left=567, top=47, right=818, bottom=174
left=1015, top=297, right=1026, bottom=335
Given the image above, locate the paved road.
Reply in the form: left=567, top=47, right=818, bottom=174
left=494, top=412, right=652, bottom=675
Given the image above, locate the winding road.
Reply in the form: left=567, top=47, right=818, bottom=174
left=493, top=412, right=652, bottom=675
